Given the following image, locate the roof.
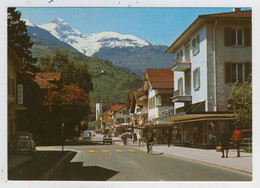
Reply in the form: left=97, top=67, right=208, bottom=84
left=110, top=103, right=126, bottom=112
left=166, top=10, right=251, bottom=53
left=33, top=75, right=54, bottom=89
left=36, top=72, right=61, bottom=81
left=134, top=91, right=142, bottom=100
left=103, top=110, right=110, bottom=115
left=144, top=68, right=174, bottom=90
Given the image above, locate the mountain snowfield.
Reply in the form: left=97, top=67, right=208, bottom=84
left=36, top=18, right=150, bottom=56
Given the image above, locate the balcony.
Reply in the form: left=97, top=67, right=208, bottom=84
left=171, top=58, right=191, bottom=72
left=137, top=107, right=148, bottom=115
left=171, top=89, right=192, bottom=103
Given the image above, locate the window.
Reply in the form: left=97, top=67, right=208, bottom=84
left=224, top=28, right=251, bottom=47
left=225, top=62, right=251, bottom=83
left=117, top=118, right=124, bottom=124
left=185, top=44, right=190, bottom=61
left=192, top=35, right=200, bottom=56
left=178, top=78, right=184, bottom=95
left=149, top=96, right=156, bottom=109
left=193, top=68, right=200, bottom=90
left=123, top=110, right=128, bottom=115
left=176, top=50, right=183, bottom=61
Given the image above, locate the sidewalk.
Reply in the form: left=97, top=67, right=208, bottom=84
left=119, top=140, right=252, bottom=175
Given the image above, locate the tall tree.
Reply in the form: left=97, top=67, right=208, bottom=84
left=8, top=7, right=37, bottom=67
left=228, top=74, right=252, bottom=129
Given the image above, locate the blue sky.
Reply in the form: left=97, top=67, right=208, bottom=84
left=17, top=7, right=250, bottom=46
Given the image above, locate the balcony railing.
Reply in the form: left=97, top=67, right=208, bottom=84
left=171, top=58, right=191, bottom=72
left=173, top=89, right=191, bottom=96
left=159, top=108, right=174, bottom=117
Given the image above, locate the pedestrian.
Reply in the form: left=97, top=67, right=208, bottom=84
left=122, top=132, right=127, bottom=145
left=167, top=130, right=172, bottom=147
left=232, top=126, right=244, bottom=157
left=133, top=133, right=137, bottom=143
left=146, top=130, right=155, bottom=153
left=219, top=127, right=230, bottom=158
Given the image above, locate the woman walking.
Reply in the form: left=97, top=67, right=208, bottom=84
left=219, top=127, right=230, bottom=158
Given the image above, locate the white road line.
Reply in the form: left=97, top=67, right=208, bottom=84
left=129, top=160, right=138, bottom=166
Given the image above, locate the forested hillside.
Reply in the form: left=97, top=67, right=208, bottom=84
left=31, top=40, right=143, bottom=111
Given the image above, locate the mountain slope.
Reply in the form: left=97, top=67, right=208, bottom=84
left=93, top=45, right=173, bottom=76
left=30, top=38, right=143, bottom=111
left=38, top=18, right=150, bottom=56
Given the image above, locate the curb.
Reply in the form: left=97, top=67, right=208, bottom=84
left=39, top=151, right=75, bottom=180
left=131, top=145, right=252, bottom=175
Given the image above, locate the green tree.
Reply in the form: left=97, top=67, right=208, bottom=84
left=228, top=74, right=252, bottom=129
left=8, top=7, right=37, bottom=66
left=37, top=49, right=93, bottom=93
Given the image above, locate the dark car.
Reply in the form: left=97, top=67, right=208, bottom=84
left=103, top=135, right=112, bottom=145
left=11, top=132, right=36, bottom=153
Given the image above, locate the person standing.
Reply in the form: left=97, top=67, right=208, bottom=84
left=232, top=126, right=244, bottom=157
left=146, top=130, right=155, bottom=153
left=219, top=127, right=230, bottom=158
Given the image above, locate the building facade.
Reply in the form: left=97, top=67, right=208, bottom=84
left=157, top=9, right=251, bottom=148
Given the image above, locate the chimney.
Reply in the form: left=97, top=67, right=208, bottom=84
left=233, top=8, right=241, bottom=12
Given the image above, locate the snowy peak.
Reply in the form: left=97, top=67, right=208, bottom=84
left=22, top=19, right=36, bottom=27
left=37, top=17, right=150, bottom=56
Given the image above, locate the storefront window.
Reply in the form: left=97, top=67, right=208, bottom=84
left=183, top=124, right=192, bottom=145
left=207, top=121, right=217, bottom=145
left=193, top=122, right=203, bottom=144
left=174, top=125, right=182, bottom=143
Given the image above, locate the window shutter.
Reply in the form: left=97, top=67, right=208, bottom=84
left=225, top=63, right=231, bottom=83
left=224, top=28, right=232, bottom=47
left=193, top=70, right=195, bottom=89
left=197, top=35, right=200, bottom=52
left=245, top=62, right=252, bottom=81
left=198, top=67, right=200, bottom=88
left=244, top=28, right=251, bottom=47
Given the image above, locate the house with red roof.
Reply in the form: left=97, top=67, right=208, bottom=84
left=141, top=68, right=174, bottom=143
left=110, top=103, right=130, bottom=125
left=157, top=9, right=252, bottom=148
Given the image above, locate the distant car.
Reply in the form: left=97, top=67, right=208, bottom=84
left=11, top=132, right=36, bottom=153
left=103, top=135, right=112, bottom=145
left=83, top=131, right=91, bottom=140
left=90, top=131, right=95, bottom=136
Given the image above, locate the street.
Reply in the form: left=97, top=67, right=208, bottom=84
left=50, top=135, right=251, bottom=181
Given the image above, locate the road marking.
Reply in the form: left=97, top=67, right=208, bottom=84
left=141, top=150, right=147, bottom=152
left=129, top=160, right=138, bottom=166
left=76, top=150, right=82, bottom=153
left=115, top=150, right=122, bottom=152
left=36, top=146, right=57, bottom=148
left=128, top=150, right=136, bottom=152
left=89, top=150, right=95, bottom=153
left=102, top=150, right=109, bottom=152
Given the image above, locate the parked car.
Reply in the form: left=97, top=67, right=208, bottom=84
left=11, top=132, right=36, bottom=153
left=90, top=131, right=95, bottom=136
left=83, top=131, right=91, bottom=140
left=103, top=135, right=112, bottom=145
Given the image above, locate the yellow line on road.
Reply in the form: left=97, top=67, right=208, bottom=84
left=128, top=150, right=136, bottom=152
left=115, top=150, right=122, bottom=152
left=141, top=150, right=147, bottom=152
left=102, top=150, right=109, bottom=152
left=36, top=146, right=57, bottom=148
left=89, top=150, right=95, bottom=153
left=76, top=150, right=82, bottom=153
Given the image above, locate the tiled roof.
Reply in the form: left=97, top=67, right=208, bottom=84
left=134, top=91, right=142, bottom=100
left=145, top=68, right=174, bottom=89
left=111, top=103, right=126, bottom=112
left=32, top=75, right=54, bottom=89
left=103, top=110, right=110, bottom=115
left=150, top=82, right=174, bottom=89
left=36, top=72, right=61, bottom=81
left=199, top=10, right=251, bottom=19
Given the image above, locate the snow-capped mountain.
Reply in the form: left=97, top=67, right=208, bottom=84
left=38, top=18, right=150, bottom=56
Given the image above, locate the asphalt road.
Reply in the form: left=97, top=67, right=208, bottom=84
left=51, top=144, right=252, bottom=181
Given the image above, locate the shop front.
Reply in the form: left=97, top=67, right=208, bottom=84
left=155, top=112, right=236, bottom=148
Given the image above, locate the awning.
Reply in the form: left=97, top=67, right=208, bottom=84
left=154, top=112, right=236, bottom=123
